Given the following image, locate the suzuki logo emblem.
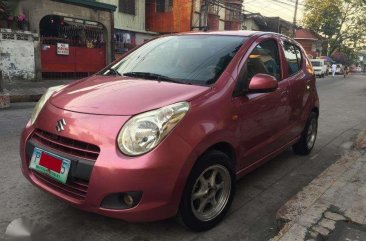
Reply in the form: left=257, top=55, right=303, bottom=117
left=56, top=119, right=67, bottom=132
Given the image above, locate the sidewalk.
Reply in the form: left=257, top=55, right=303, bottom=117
left=2, top=78, right=76, bottom=103
left=271, top=130, right=366, bottom=241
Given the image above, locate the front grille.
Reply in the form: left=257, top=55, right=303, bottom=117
left=32, top=129, right=100, bottom=161
left=32, top=171, right=88, bottom=200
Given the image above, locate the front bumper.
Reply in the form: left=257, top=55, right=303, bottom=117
left=20, top=103, right=196, bottom=222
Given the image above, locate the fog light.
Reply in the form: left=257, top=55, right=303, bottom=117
left=101, top=191, right=142, bottom=210
left=123, top=194, right=134, bottom=207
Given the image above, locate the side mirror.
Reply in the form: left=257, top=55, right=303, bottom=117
left=248, top=74, right=278, bottom=93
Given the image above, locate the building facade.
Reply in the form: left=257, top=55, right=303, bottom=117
left=146, top=0, right=243, bottom=33
left=242, top=13, right=267, bottom=31
left=98, top=0, right=157, bottom=58
left=1, top=0, right=117, bottom=80
left=146, top=0, right=192, bottom=33
left=243, top=13, right=294, bottom=37
left=294, top=28, right=323, bottom=58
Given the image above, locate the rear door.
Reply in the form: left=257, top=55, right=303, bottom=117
left=281, top=39, right=313, bottom=138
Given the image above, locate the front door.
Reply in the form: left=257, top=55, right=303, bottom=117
left=233, top=38, right=292, bottom=170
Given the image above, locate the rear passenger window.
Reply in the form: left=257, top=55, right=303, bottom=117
left=234, top=39, right=281, bottom=96
left=284, top=42, right=302, bottom=76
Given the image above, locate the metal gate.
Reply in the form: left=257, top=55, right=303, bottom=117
left=40, top=15, right=106, bottom=79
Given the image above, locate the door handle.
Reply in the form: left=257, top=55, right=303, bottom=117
left=280, top=90, right=289, bottom=103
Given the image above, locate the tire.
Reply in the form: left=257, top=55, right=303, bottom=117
left=178, top=150, right=235, bottom=231
left=293, top=112, right=318, bottom=155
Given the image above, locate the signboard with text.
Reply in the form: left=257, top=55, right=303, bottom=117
left=57, top=43, right=69, bottom=55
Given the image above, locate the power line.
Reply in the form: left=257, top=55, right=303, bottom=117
left=244, top=0, right=305, bottom=21
left=283, top=0, right=304, bottom=5
left=273, top=0, right=304, bottom=7
left=245, top=2, right=299, bottom=17
left=265, top=1, right=299, bottom=11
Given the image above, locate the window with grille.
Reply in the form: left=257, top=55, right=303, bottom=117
left=156, top=0, right=173, bottom=12
left=208, top=2, right=220, bottom=14
left=226, top=3, right=241, bottom=21
left=119, top=0, right=136, bottom=15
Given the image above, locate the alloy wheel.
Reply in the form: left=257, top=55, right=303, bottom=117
left=191, top=165, right=231, bottom=222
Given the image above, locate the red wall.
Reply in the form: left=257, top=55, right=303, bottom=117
left=225, top=20, right=240, bottom=30
left=146, top=0, right=192, bottom=33
left=207, top=13, right=219, bottom=30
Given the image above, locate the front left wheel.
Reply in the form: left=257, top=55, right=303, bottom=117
left=178, top=150, right=235, bottom=231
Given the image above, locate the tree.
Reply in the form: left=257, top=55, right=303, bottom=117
left=331, top=46, right=358, bottom=65
left=303, top=0, right=366, bottom=56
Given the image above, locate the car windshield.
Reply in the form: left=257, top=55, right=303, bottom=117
left=311, top=61, right=321, bottom=66
left=102, top=35, right=247, bottom=86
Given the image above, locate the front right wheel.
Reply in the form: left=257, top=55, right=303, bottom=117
left=178, top=150, right=235, bottom=231
left=292, top=112, right=318, bottom=155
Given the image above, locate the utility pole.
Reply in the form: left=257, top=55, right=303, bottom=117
left=0, top=70, right=3, bottom=92
left=292, top=0, right=299, bottom=36
left=200, top=0, right=208, bottom=31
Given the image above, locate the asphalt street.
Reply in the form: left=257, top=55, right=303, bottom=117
left=1, top=73, right=366, bottom=241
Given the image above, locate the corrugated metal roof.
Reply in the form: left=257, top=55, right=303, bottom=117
left=52, top=0, right=117, bottom=11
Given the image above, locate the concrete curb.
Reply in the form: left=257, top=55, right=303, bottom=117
left=10, top=94, right=42, bottom=103
left=272, top=129, right=366, bottom=241
left=4, top=78, right=74, bottom=103
left=275, top=151, right=361, bottom=226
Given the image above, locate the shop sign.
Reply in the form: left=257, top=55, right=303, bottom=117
left=57, top=43, right=69, bottom=55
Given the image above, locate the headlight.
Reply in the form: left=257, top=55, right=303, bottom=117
left=117, top=102, right=190, bottom=156
left=30, top=85, right=65, bottom=125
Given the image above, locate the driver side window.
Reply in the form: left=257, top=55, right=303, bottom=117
left=234, top=39, right=281, bottom=96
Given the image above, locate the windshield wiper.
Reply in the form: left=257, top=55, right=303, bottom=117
left=123, top=72, right=183, bottom=84
left=104, top=67, right=121, bottom=76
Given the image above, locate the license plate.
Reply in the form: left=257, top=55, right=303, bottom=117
left=29, top=147, right=71, bottom=184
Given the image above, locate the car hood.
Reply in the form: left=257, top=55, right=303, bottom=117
left=50, top=75, right=210, bottom=115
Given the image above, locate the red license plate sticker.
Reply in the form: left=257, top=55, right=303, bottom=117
left=39, top=152, right=63, bottom=173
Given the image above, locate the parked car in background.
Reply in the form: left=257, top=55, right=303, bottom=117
left=310, top=59, right=327, bottom=77
left=336, top=64, right=344, bottom=74
left=20, top=31, right=319, bottom=231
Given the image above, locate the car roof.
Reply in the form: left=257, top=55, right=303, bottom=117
left=164, top=31, right=305, bottom=49
left=178, top=30, right=271, bottom=37
left=177, top=31, right=300, bottom=44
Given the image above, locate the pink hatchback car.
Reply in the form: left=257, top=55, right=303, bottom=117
left=20, top=31, right=319, bottom=231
